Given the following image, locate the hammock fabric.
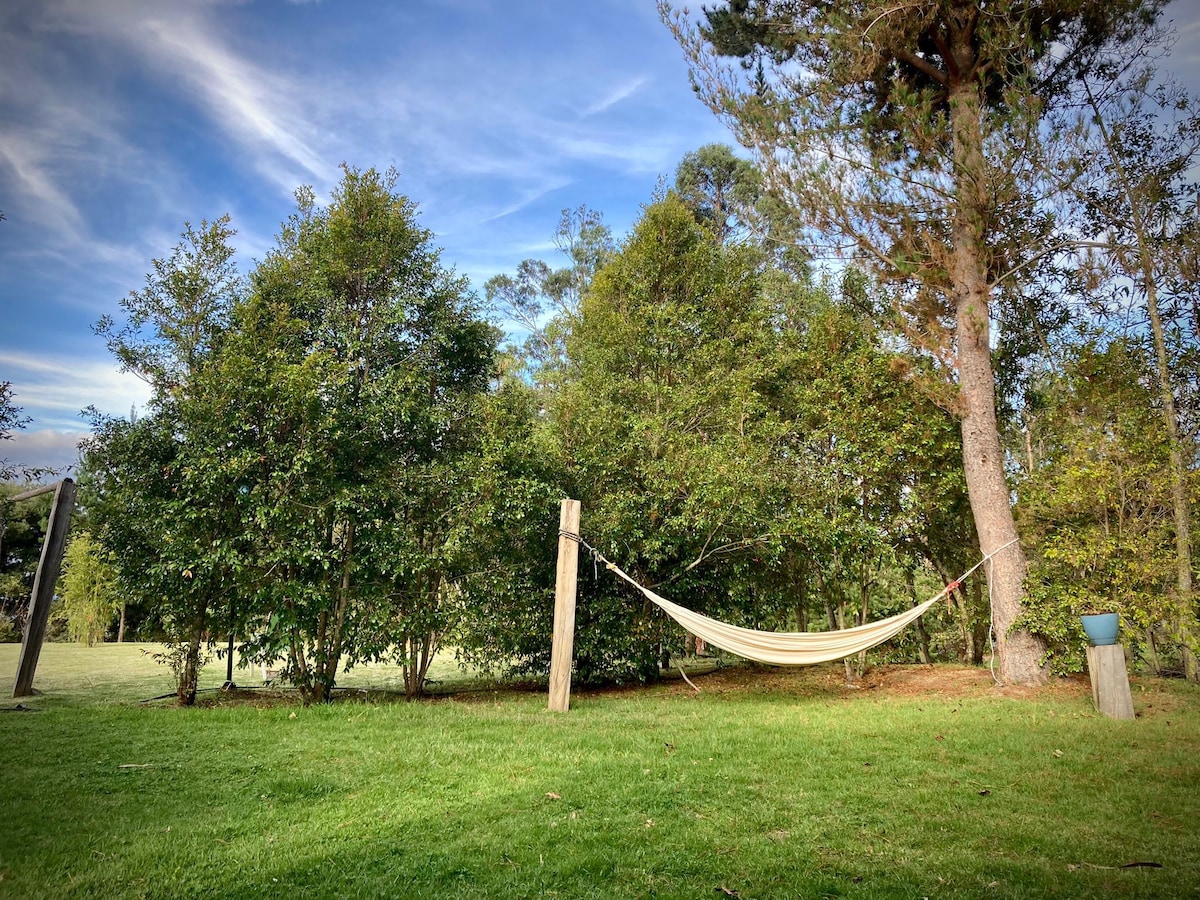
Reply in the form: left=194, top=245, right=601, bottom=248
left=601, top=558, right=944, bottom=667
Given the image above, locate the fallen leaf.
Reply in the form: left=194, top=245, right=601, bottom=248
left=978, top=789, right=991, bottom=796
left=1053, top=749, right=1063, bottom=758
left=935, top=734, right=945, bottom=742
left=716, top=886, right=740, bottom=898
left=546, top=792, right=561, bottom=800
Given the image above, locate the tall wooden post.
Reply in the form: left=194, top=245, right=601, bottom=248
left=14, top=478, right=76, bottom=698
left=548, top=498, right=581, bottom=712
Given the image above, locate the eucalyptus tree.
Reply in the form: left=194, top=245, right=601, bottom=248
left=1076, top=75, right=1200, bottom=678
left=673, top=143, right=761, bottom=243
left=484, top=206, right=613, bottom=385
left=662, top=0, right=1168, bottom=683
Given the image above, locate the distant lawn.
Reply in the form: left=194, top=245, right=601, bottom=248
left=1, top=646, right=1198, bottom=898
left=0, top=641, right=490, bottom=705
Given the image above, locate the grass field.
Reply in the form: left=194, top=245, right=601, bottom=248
left=1, top=645, right=1198, bottom=898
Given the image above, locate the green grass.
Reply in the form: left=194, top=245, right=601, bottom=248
left=1, top=647, right=1198, bottom=898
left=0, top=641, right=488, bottom=706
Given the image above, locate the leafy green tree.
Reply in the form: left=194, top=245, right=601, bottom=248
left=58, top=532, right=121, bottom=645
left=663, top=0, right=1169, bottom=683
left=227, top=166, right=496, bottom=703
left=441, top=378, right=565, bottom=680
left=556, top=194, right=785, bottom=679
left=551, top=194, right=973, bottom=680
left=0, top=484, right=52, bottom=639
left=673, top=143, right=761, bottom=243
left=95, top=217, right=239, bottom=398
left=1016, top=339, right=1186, bottom=673
left=0, top=382, right=28, bottom=482
left=86, top=216, right=242, bottom=704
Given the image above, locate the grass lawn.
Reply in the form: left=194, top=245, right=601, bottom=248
left=0, top=645, right=1198, bottom=898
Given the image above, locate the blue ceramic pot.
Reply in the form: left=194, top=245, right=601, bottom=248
left=1081, top=612, right=1119, bottom=646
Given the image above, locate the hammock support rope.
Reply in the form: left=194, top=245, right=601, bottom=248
left=565, top=533, right=1019, bottom=668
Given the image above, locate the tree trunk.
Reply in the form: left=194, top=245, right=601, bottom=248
left=947, top=79, right=1045, bottom=684
left=906, top=570, right=933, bottom=664
left=1143, top=281, right=1197, bottom=680
left=1088, top=86, right=1197, bottom=681
left=117, top=602, right=126, bottom=643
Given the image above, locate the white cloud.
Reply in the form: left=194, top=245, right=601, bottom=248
left=3, top=429, right=88, bottom=477
left=581, top=76, right=648, bottom=117
left=0, top=351, right=152, bottom=424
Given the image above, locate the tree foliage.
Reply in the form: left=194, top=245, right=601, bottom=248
left=86, top=167, right=499, bottom=704
left=0, top=382, right=29, bottom=482
left=662, top=0, right=1170, bottom=684
left=1072, top=71, right=1200, bottom=678
left=484, top=206, right=614, bottom=386
left=552, top=194, right=970, bottom=681
left=1016, top=340, right=1191, bottom=673
left=58, top=531, right=121, bottom=646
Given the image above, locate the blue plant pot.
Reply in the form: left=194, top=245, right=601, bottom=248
left=1081, top=612, right=1120, bottom=646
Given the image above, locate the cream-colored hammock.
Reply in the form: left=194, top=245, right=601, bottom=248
left=589, top=539, right=1016, bottom=667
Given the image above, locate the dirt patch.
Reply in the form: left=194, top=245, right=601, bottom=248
left=651, top=662, right=1094, bottom=703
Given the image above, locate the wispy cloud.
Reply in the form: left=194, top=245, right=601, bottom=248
left=581, top=76, right=648, bottom=117
left=135, top=17, right=329, bottom=194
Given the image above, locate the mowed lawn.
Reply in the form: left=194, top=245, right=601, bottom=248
left=1, top=645, right=1198, bottom=899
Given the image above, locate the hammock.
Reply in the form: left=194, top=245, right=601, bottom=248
left=585, top=539, right=1017, bottom=667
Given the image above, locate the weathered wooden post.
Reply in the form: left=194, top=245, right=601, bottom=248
left=13, top=478, right=76, bottom=698
left=1085, top=643, right=1135, bottom=720
left=548, top=498, right=581, bottom=712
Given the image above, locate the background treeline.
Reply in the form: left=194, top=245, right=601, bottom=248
left=1, top=2, right=1197, bottom=700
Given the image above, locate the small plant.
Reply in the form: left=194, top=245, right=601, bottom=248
left=142, top=643, right=212, bottom=703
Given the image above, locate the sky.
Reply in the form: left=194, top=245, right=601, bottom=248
left=3, top=0, right=1200, bottom=477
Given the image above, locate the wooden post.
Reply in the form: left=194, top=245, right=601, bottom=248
left=13, top=479, right=76, bottom=698
left=1085, top=643, right=1135, bottom=720
left=548, top=498, right=581, bottom=712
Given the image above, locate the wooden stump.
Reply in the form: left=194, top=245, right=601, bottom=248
left=1085, top=643, right=1135, bottom=720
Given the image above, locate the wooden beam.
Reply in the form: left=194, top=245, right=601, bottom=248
left=1085, top=643, right=1135, bottom=720
left=8, top=483, right=59, bottom=503
left=548, top=498, right=581, bottom=712
left=13, top=479, right=76, bottom=698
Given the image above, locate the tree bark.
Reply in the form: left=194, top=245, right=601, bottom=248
left=947, top=80, right=1046, bottom=684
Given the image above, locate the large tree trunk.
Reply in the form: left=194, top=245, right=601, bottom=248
left=948, top=80, right=1046, bottom=684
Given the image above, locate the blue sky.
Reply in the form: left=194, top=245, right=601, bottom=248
left=3, top=0, right=1200, bottom=475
